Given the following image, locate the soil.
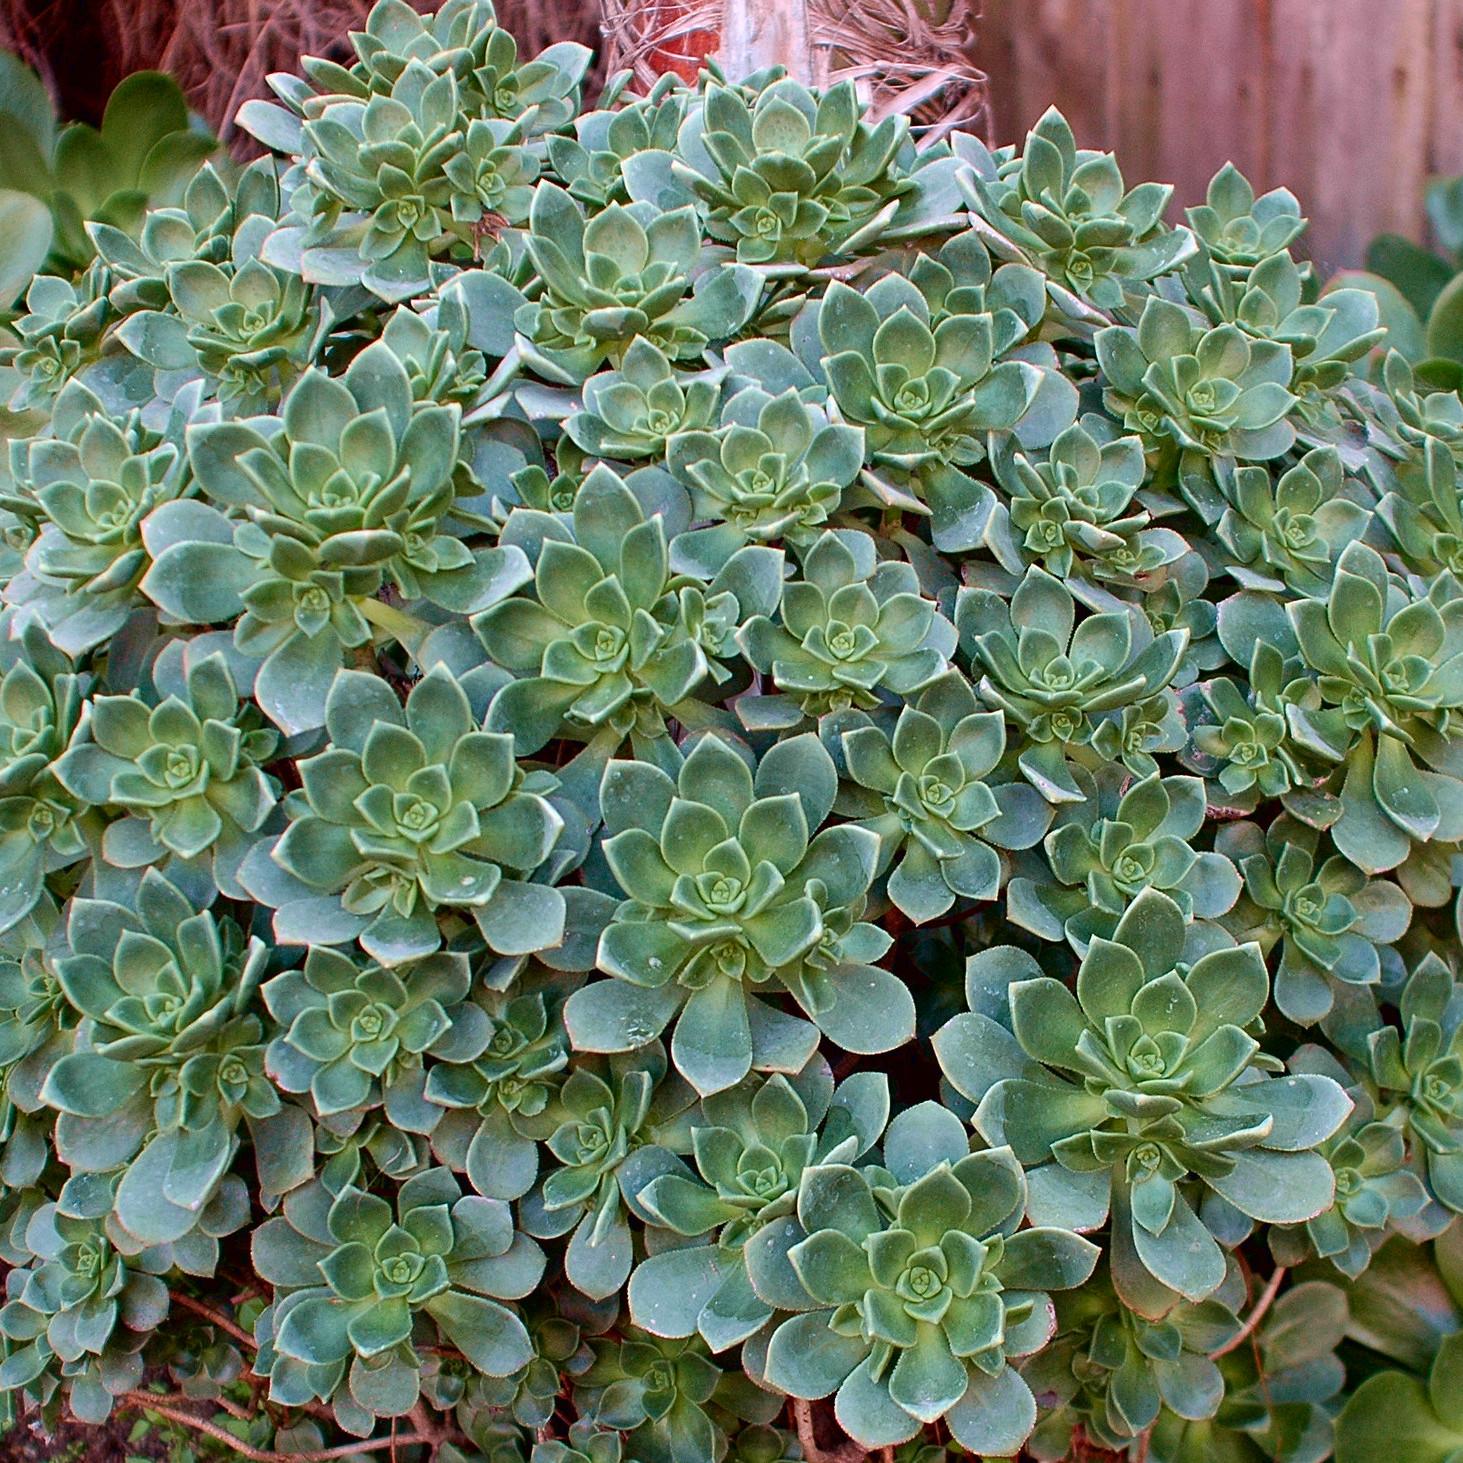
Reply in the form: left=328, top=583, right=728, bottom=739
left=0, top=1407, right=177, bottom=1462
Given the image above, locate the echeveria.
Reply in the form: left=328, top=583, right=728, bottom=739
left=959, top=107, right=1196, bottom=309
left=517, top=186, right=761, bottom=383
left=1008, top=768, right=1241, bottom=950
left=840, top=671, right=1049, bottom=921
left=478, top=465, right=713, bottom=756
left=670, top=78, right=916, bottom=268
left=627, top=1064, right=889, bottom=1350
left=254, top=1167, right=542, bottom=1417
left=1287, top=540, right=1463, bottom=873
left=0, top=1202, right=170, bottom=1422
left=55, top=652, right=278, bottom=887
left=39, top=870, right=278, bottom=1248
left=938, top=890, right=1350, bottom=1315
left=262, top=946, right=478, bottom=1116
left=568, top=732, right=909, bottom=1095
left=263, top=664, right=567, bottom=964
left=752, top=1103, right=1097, bottom=1452
left=956, top=566, right=1186, bottom=803
left=0, top=30, right=1456, bottom=1462
left=5, top=379, right=191, bottom=654
left=1366, top=954, right=1463, bottom=1212
left=740, top=531, right=954, bottom=721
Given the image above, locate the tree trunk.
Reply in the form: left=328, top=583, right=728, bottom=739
left=716, top=0, right=818, bottom=82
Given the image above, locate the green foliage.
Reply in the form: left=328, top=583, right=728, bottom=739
left=1342, top=169, right=1463, bottom=391
left=0, top=61, right=219, bottom=295
left=0, top=11, right=1461, bottom=1461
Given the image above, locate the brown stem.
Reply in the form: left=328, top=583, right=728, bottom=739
left=790, top=1398, right=869, bottom=1463
left=117, top=1393, right=453, bottom=1462
left=170, top=1288, right=258, bottom=1349
left=1210, top=1266, right=1287, bottom=1359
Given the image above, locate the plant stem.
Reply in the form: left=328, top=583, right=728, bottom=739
left=790, top=1397, right=868, bottom=1463
left=169, top=1288, right=257, bottom=1349
left=1211, top=1265, right=1287, bottom=1358
left=118, top=1392, right=456, bottom=1462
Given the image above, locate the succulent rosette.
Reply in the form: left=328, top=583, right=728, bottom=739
left=0, top=11, right=1457, bottom=1460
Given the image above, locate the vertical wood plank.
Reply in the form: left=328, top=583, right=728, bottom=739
left=975, top=0, right=1461, bottom=269
left=1266, top=0, right=1431, bottom=271
left=1105, top=0, right=1264, bottom=208
left=1427, top=0, right=1463, bottom=248
left=981, top=0, right=1112, bottom=152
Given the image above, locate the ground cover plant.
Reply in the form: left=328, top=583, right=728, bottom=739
left=0, top=5, right=1460, bottom=1459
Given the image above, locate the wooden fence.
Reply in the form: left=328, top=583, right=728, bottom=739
left=977, top=0, right=1463, bottom=272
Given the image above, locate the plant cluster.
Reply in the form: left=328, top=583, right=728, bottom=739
left=0, top=9, right=1459, bottom=1462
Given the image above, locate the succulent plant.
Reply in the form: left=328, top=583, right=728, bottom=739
left=1375, top=349, right=1463, bottom=456
left=1191, top=248, right=1384, bottom=427
left=1096, top=297, right=1298, bottom=484
left=575, top=1325, right=777, bottom=1463
left=987, top=423, right=1185, bottom=587
left=0, top=27, right=1459, bottom=1461
left=666, top=385, right=862, bottom=567
left=264, top=664, right=567, bottom=965
left=959, top=107, right=1197, bottom=309
left=0, top=1202, right=170, bottom=1422
left=263, top=946, right=477, bottom=1116
left=89, top=156, right=280, bottom=314
left=939, top=890, right=1350, bottom=1315
left=1185, top=162, right=1308, bottom=276
left=516, top=186, right=761, bottom=384
left=1270, top=1078, right=1428, bottom=1278
left=812, top=275, right=1043, bottom=535
left=1286, top=540, right=1463, bottom=874
left=566, top=338, right=722, bottom=462
left=1008, top=768, right=1241, bottom=950
left=253, top=1166, right=543, bottom=1418
left=304, top=0, right=591, bottom=135
left=39, top=870, right=278, bottom=1247
left=115, top=222, right=318, bottom=411
left=669, top=78, right=917, bottom=268
left=478, top=466, right=714, bottom=757
left=568, top=732, right=908, bottom=1097
left=548, top=78, right=692, bottom=208
left=1366, top=954, right=1463, bottom=1212
left=956, top=566, right=1187, bottom=803
left=840, top=671, right=1049, bottom=921
left=246, top=46, right=543, bottom=301
left=531, top=1050, right=694, bottom=1301
left=152, top=349, right=530, bottom=732
left=55, top=653, right=278, bottom=887
left=752, top=1103, right=1098, bottom=1451
left=628, top=1064, right=889, bottom=1350
left=1186, top=640, right=1320, bottom=806
left=0, top=266, right=114, bottom=413
left=1218, top=817, right=1412, bottom=1024
left=1023, top=1277, right=1240, bottom=1456
left=1375, top=433, right=1463, bottom=579
left=1215, top=447, right=1371, bottom=595
left=4, top=378, right=191, bottom=655
left=424, top=986, right=568, bottom=1201
left=740, top=531, right=954, bottom=721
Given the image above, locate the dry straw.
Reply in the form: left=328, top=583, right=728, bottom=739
left=0, top=0, right=601, bottom=144
left=1, top=0, right=985, bottom=145
left=600, top=0, right=987, bottom=142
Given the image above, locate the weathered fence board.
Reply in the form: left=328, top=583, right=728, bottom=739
left=979, top=0, right=1463, bottom=270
